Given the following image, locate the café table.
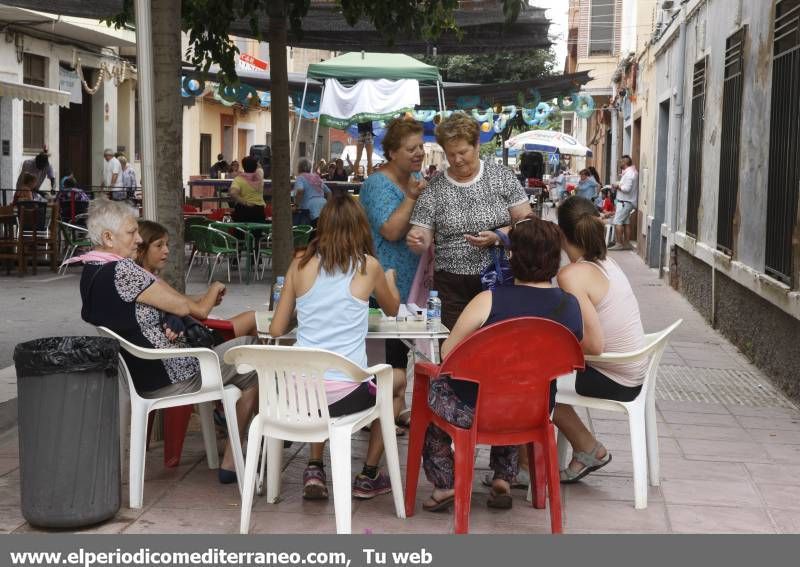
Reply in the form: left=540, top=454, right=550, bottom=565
left=255, top=307, right=449, bottom=363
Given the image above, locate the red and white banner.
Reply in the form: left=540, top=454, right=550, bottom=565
left=237, top=53, right=269, bottom=73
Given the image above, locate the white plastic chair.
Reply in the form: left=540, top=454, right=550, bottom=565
left=97, top=326, right=245, bottom=509
left=552, top=319, right=682, bottom=509
left=223, top=344, right=405, bottom=535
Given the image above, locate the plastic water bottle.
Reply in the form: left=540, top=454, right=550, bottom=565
left=426, top=290, right=441, bottom=332
left=272, top=276, right=285, bottom=310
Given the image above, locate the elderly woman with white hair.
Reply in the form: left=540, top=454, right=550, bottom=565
left=77, top=198, right=258, bottom=485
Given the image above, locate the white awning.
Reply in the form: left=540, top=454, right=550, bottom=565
left=0, top=79, right=70, bottom=107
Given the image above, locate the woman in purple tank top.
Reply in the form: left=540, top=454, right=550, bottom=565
left=421, top=215, right=584, bottom=513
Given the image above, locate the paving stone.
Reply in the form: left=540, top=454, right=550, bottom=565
left=745, top=463, right=800, bottom=486
left=660, top=479, right=762, bottom=508
left=659, top=456, right=749, bottom=482
left=666, top=423, right=750, bottom=442
left=124, top=508, right=241, bottom=534
left=756, top=484, right=800, bottom=511
left=659, top=411, right=740, bottom=427
left=677, top=439, right=770, bottom=462
left=768, top=509, right=800, bottom=534
left=563, top=499, right=670, bottom=532
left=735, top=415, right=800, bottom=431
left=666, top=504, right=775, bottom=533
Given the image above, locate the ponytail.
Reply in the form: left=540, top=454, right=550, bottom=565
left=573, top=214, right=607, bottom=262
left=557, top=196, right=607, bottom=262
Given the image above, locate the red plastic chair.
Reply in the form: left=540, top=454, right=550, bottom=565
left=182, top=204, right=200, bottom=213
left=160, top=318, right=238, bottom=467
left=404, top=317, right=585, bottom=534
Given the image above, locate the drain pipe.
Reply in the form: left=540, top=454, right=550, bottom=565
left=667, top=7, right=688, bottom=287
left=670, top=8, right=687, bottom=234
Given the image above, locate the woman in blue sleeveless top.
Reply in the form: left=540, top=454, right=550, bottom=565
left=270, top=193, right=402, bottom=501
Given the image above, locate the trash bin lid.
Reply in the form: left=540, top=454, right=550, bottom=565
left=14, top=336, right=119, bottom=378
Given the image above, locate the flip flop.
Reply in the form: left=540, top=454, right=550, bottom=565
left=422, top=493, right=455, bottom=513
left=487, top=488, right=512, bottom=510
left=560, top=443, right=612, bottom=484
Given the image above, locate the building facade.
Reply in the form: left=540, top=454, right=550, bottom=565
left=634, top=0, right=800, bottom=400
left=0, top=5, right=138, bottom=199
left=180, top=37, right=335, bottom=184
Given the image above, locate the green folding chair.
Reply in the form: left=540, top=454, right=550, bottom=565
left=58, top=221, right=93, bottom=274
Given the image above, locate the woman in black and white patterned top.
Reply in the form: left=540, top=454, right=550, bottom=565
left=79, top=198, right=258, bottom=484
left=407, top=113, right=531, bottom=330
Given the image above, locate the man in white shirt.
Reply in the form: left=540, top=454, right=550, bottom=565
left=610, top=155, right=638, bottom=250
left=102, top=148, right=124, bottom=200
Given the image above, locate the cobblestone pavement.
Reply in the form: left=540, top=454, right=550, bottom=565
left=0, top=249, right=798, bottom=534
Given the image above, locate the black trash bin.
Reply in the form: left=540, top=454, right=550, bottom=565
left=14, top=336, right=120, bottom=528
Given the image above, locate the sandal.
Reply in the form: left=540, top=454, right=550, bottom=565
left=302, top=464, right=329, bottom=500
left=560, top=443, right=612, bottom=484
left=487, top=488, right=512, bottom=510
left=481, top=469, right=530, bottom=489
left=395, top=408, right=411, bottom=429
left=422, top=493, right=454, bottom=513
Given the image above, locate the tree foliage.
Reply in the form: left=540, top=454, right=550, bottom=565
left=106, top=1, right=527, bottom=87
left=423, top=48, right=556, bottom=84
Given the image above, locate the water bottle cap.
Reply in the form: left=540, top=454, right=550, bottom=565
left=276, top=276, right=285, bottom=284
left=429, top=290, right=438, bottom=298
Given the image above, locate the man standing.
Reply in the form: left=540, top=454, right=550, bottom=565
left=609, top=155, right=638, bottom=250
left=16, top=146, right=56, bottom=196
left=102, top=148, right=123, bottom=200
left=210, top=153, right=229, bottom=178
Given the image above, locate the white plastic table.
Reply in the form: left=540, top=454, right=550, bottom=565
left=256, top=310, right=450, bottom=363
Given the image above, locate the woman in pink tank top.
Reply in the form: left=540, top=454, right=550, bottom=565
left=553, top=197, right=647, bottom=483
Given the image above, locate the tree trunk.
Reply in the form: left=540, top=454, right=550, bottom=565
left=267, top=8, right=292, bottom=281
left=152, top=0, right=184, bottom=290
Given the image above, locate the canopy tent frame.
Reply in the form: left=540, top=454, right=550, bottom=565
left=290, top=52, right=445, bottom=172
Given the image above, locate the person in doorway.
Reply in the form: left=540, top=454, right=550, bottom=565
left=355, top=121, right=375, bottom=175
left=102, top=148, right=124, bottom=200
left=210, top=154, right=229, bottom=179
left=16, top=146, right=56, bottom=197
left=609, top=155, right=638, bottom=250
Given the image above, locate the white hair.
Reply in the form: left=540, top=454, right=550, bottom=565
left=86, top=198, right=139, bottom=246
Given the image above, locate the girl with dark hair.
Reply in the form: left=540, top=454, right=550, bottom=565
left=135, top=220, right=257, bottom=337
left=269, top=192, right=402, bottom=501
left=554, top=197, right=646, bottom=483
left=420, top=215, right=584, bottom=513
left=229, top=156, right=266, bottom=222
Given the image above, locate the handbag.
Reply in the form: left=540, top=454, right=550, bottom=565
left=480, top=230, right=514, bottom=290
left=162, top=313, right=224, bottom=348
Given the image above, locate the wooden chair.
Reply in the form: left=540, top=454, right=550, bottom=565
left=0, top=205, right=23, bottom=274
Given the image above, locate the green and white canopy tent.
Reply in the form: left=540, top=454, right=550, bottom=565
left=292, top=52, right=444, bottom=167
